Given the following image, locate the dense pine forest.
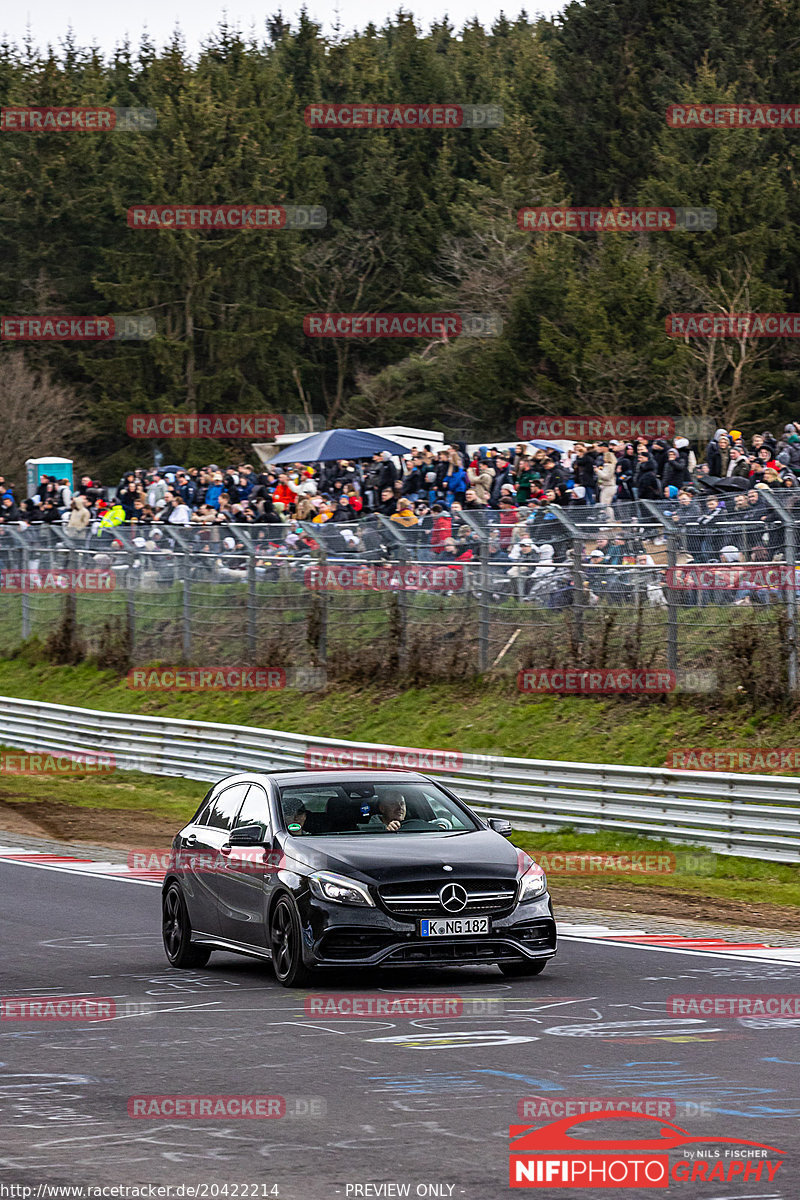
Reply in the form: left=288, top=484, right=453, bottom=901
left=2, top=0, right=800, bottom=477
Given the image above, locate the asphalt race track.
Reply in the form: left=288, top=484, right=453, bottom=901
left=2, top=856, right=800, bottom=1199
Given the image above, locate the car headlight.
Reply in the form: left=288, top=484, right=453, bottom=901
left=518, top=862, right=547, bottom=902
left=308, top=871, right=375, bottom=907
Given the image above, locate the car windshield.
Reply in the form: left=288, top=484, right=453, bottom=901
left=278, top=781, right=479, bottom=836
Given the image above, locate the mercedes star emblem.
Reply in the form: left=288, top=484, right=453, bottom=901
left=439, top=882, right=468, bottom=912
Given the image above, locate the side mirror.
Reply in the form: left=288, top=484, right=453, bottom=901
left=229, top=823, right=266, bottom=846
left=488, top=817, right=513, bottom=838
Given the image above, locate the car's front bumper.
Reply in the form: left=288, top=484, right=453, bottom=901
left=295, top=891, right=557, bottom=969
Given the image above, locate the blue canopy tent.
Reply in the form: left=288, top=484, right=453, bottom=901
left=268, top=428, right=410, bottom=465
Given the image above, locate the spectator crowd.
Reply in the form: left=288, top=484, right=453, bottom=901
left=0, top=425, right=798, bottom=605
left=3, top=424, right=800, bottom=528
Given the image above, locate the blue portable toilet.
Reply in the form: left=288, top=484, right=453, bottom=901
left=26, top=457, right=74, bottom=498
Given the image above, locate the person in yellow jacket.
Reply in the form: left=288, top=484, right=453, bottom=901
left=390, top=499, right=419, bottom=527
left=96, top=503, right=127, bottom=538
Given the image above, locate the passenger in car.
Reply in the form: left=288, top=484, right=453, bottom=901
left=282, top=797, right=308, bottom=831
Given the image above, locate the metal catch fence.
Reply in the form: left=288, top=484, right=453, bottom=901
left=0, top=493, right=797, bottom=690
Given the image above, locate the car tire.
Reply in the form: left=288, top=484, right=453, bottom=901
left=270, top=895, right=313, bottom=987
left=162, top=883, right=212, bottom=969
left=499, top=959, right=548, bottom=977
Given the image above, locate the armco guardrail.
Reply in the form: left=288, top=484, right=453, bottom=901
left=1, top=695, right=798, bottom=863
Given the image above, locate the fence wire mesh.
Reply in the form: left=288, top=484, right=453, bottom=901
left=0, top=501, right=796, bottom=693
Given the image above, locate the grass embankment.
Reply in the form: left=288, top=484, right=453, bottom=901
left=1, top=656, right=799, bottom=765
left=0, top=656, right=798, bottom=923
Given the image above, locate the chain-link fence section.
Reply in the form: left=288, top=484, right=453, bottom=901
left=0, top=501, right=796, bottom=694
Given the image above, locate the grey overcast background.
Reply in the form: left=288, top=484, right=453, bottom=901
left=5, top=0, right=566, bottom=57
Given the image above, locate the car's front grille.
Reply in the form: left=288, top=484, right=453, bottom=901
left=378, top=878, right=518, bottom=917
left=385, top=939, right=528, bottom=964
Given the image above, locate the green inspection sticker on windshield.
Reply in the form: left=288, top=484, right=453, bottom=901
left=288, top=822, right=303, bottom=832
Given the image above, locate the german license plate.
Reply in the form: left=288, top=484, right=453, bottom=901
left=419, top=917, right=489, bottom=937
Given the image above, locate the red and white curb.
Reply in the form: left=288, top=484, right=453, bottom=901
left=1, top=846, right=799, bottom=963
left=0, top=845, right=164, bottom=886
left=558, top=922, right=800, bottom=964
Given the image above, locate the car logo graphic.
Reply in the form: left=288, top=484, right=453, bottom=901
left=509, top=1112, right=784, bottom=1155
left=439, top=883, right=468, bottom=912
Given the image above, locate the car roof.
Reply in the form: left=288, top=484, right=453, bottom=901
left=212, top=769, right=432, bottom=788
left=273, top=770, right=431, bottom=786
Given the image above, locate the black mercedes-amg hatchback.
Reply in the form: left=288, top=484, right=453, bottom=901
left=161, top=769, right=557, bottom=986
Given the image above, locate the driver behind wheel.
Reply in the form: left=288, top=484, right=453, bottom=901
left=370, top=792, right=406, bottom=832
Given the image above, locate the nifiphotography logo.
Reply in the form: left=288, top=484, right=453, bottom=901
left=509, top=1112, right=785, bottom=1187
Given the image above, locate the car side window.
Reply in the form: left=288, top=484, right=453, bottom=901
left=204, top=783, right=250, bottom=831
left=234, top=785, right=271, bottom=832
left=191, top=785, right=216, bottom=824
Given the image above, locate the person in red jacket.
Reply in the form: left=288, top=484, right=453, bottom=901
left=272, top=473, right=296, bottom=510
left=430, top=504, right=452, bottom=553
left=498, top=497, right=518, bottom=549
